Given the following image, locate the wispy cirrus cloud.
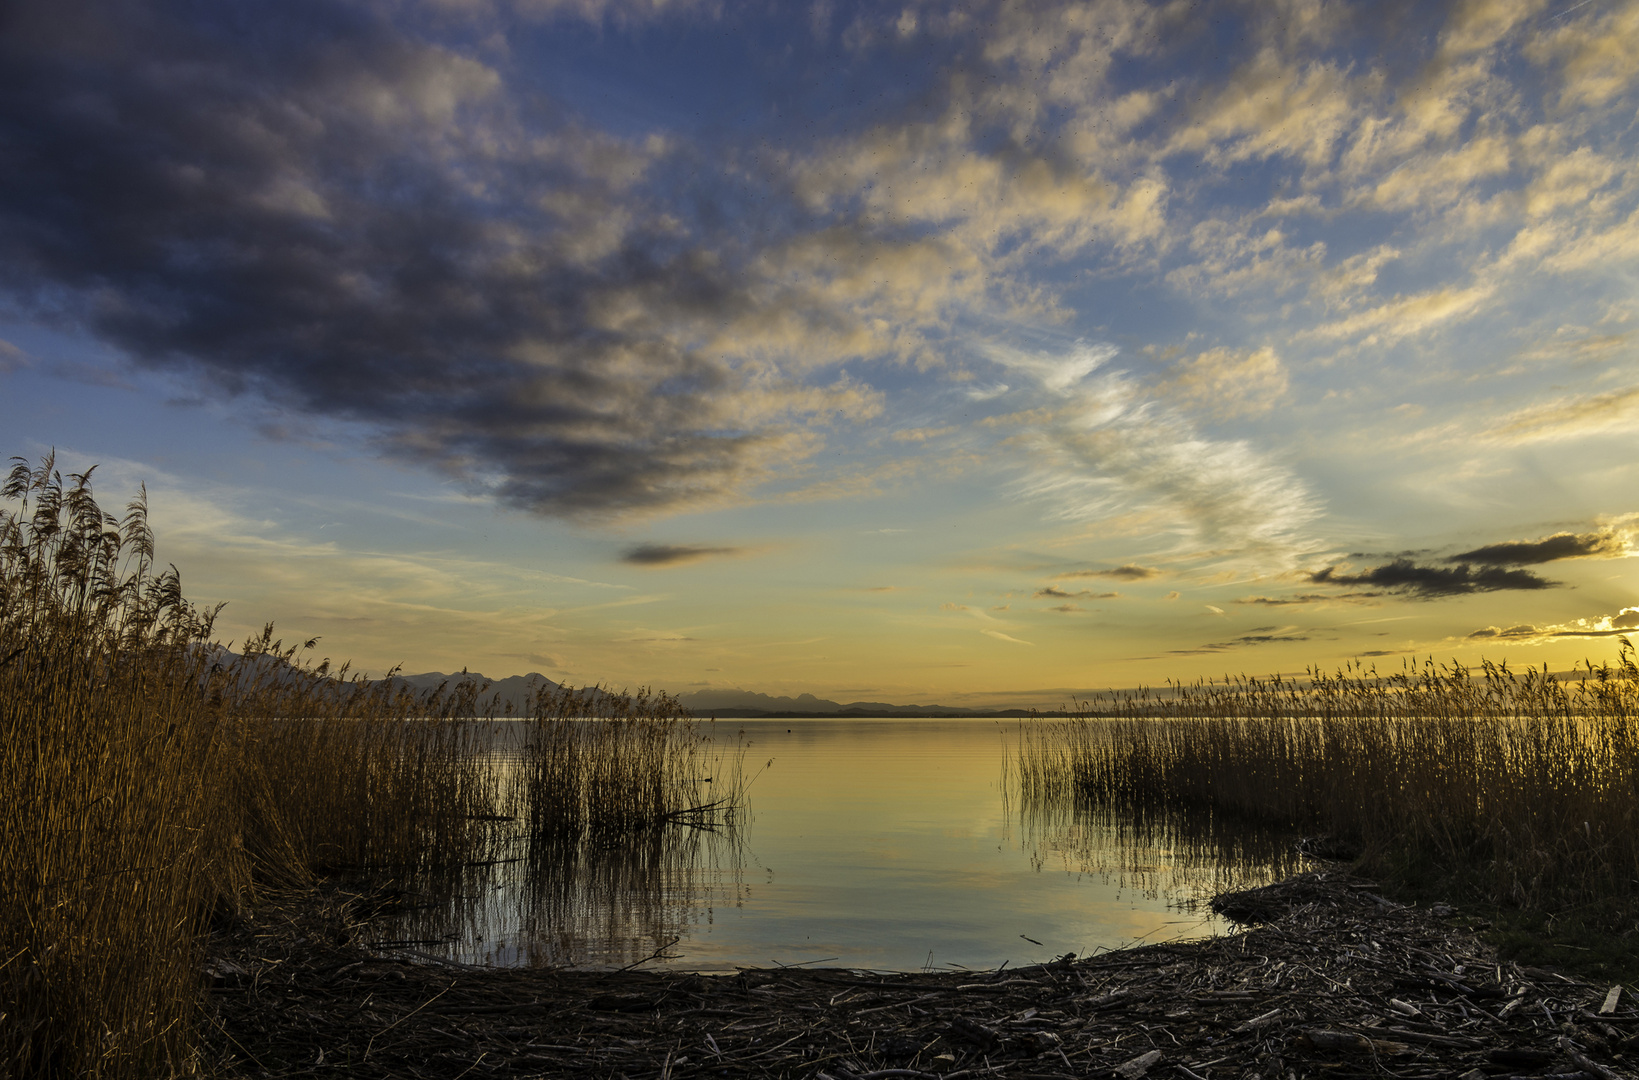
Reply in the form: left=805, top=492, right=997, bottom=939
left=988, top=342, right=1320, bottom=562
left=1488, top=387, right=1639, bottom=443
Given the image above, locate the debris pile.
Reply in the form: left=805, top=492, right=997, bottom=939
left=204, top=873, right=1635, bottom=1078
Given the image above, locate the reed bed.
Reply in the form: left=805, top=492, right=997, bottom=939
left=1014, top=652, right=1639, bottom=926
left=0, top=453, right=739, bottom=1078
left=522, top=684, right=740, bottom=841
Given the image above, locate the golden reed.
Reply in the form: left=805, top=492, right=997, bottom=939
left=1015, top=651, right=1639, bottom=922
left=0, top=453, right=722, bottom=1077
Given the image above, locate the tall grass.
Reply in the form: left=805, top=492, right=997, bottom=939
left=0, top=453, right=737, bottom=1077
left=1015, top=653, right=1639, bottom=921
left=522, top=685, right=739, bottom=840
left=1, top=455, right=230, bottom=1077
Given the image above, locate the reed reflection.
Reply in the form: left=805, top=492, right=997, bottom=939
left=1008, top=720, right=1301, bottom=908
left=511, top=822, right=746, bottom=967
left=1010, top=794, right=1302, bottom=907
left=368, top=704, right=750, bottom=969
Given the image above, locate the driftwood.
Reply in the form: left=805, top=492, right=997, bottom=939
left=202, top=872, right=1637, bottom=1079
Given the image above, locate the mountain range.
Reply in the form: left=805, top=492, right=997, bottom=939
left=384, top=671, right=1032, bottom=718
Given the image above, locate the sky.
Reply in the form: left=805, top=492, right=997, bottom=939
left=1, top=0, right=1637, bottom=708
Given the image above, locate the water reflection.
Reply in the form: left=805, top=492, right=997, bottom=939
left=507, top=825, right=748, bottom=967
left=366, top=719, right=1304, bottom=971
left=1010, top=797, right=1303, bottom=909
left=364, top=720, right=750, bottom=969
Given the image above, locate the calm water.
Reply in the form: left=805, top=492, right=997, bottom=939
left=398, top=719, right=1294, bottom=973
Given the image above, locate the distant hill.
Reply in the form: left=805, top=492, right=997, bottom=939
left=377, top=674, right=1033, bottom=719
left=199, top=650, right=1033, bottom=717
left=379, top=670, right=561, bottom=718
left=671, top=688, right=1033, bottom=719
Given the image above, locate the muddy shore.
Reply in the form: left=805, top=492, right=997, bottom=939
left=202, top=873, right=1635, bottom=1079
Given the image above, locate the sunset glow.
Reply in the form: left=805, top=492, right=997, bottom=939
left=2, top=0, right=1636, bottom=706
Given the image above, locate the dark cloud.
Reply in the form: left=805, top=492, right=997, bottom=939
left=0, top=0, right=885, bottom=520
left=1466, top=625, right=1540, bottom=639
left=1235, top=592, right=1382, bottom=606
left=1170, top=632, right=1310, bottom=655
left=1308, top=559, right=1557, bottom=598
left=1053, top=564, right=1159, bottom=581
left=1034, top=586, right=1119, bottom=600
left=1450, top=530, right=1626, bottom=565
left=621, top=543, right=743, bottom=566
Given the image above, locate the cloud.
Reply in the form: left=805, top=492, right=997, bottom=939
left=993, top=341, right=1321, bottom=559
left=1488, top=386, right=1639, bottom=443
left=8, top=0, right=1639, bottom=555
left=1033, top=586, right=1118, bottom=600
left=1156, top=345, right=1289, bottom=420
left=1304, top=285, right=1496, bottom=346
left=1465, top=624, right=1543, bottom=640
left=964, top=383, right=1012, bottom=402
left=1170, top=628, right=1311, bottom=654
left=0, top=339, right=27, bottom=374
left=981, top=628, right=1034, bottom=645
left=1054, top=563, right=1159, bottom=581
left=1450, top=528, right=1630, bottom=565
left=620, top=543, right=745, bottom=566
left=892, top=426, right=958, bottom=442
left=1166, top=221, right=1326, bottom=298
left=1466, top=607, right=1639, bottom=643
left=0, top=0, right=926, bottom=522
left=1309, top=559, right=1558, bottom=598
left=1235, top=591, right=1383, bottom=606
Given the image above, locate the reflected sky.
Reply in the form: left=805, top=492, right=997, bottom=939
left=391, top=719, right=1295, bottom=972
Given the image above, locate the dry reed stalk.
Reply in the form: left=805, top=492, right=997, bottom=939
left=0, top=452, right=741, bottom=1077
left=1013, top=651, right=1639, bottom=924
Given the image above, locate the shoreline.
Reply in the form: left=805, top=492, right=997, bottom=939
left=202, top=873, right=1635, bottom=1078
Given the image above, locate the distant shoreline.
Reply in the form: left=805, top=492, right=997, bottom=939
left=690, top=708, right=1040, bottom=719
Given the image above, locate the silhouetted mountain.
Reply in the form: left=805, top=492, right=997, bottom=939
left=373, top=677, right=1031, bottom=718
left=380, top=671, right=562, bottom=717
left=671, top=688, right=1032, bottom=718
left=201, top=652, right=1029, bottom=718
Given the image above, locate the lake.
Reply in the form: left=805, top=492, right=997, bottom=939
left=397, top=718, right=1296, bottom=973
